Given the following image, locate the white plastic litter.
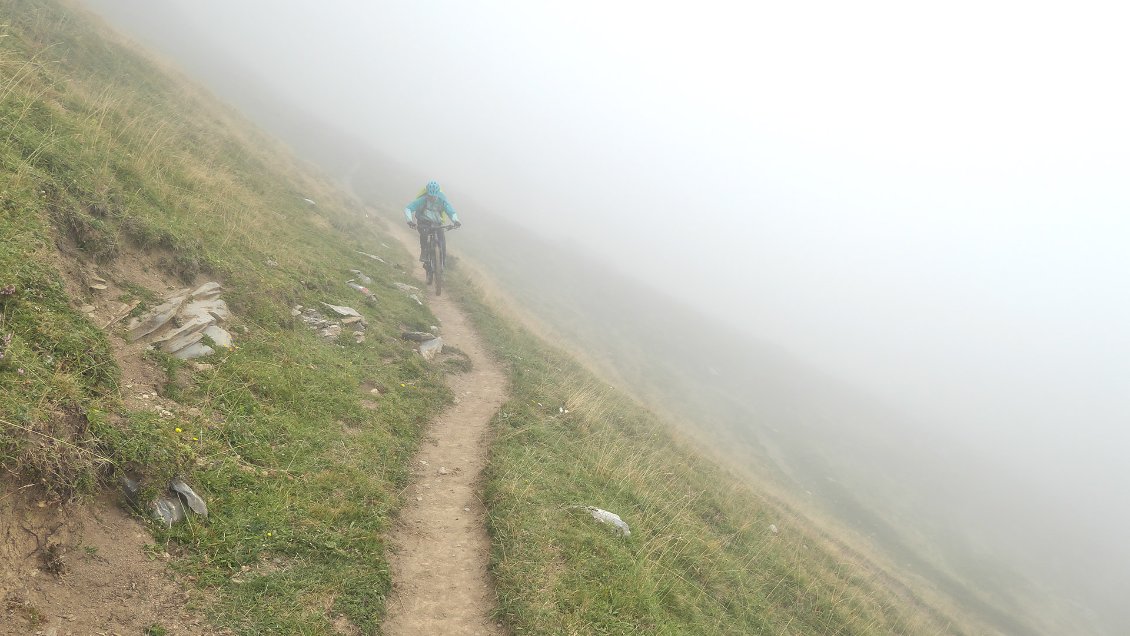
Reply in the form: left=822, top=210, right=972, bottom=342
left=586, top=506, right=631, bottom=537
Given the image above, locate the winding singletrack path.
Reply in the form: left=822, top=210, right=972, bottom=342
left=382, top=226, right=508, bottom=635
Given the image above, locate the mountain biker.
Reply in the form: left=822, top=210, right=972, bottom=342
left=404, top=180, right=461, bottom=272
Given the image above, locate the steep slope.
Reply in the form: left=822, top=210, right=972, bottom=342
left=1, top=1, right=453, bottom=632
left=3, top=1, right=1000, bottom=635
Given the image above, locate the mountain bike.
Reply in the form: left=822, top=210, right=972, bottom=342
left=420, top=222, right=455, bottom=296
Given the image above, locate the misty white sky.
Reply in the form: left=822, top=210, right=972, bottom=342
left=85, top=0, right=1129, bottom=545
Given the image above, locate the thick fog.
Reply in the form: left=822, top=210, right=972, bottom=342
left=82, top=0, right=1130, bottom=631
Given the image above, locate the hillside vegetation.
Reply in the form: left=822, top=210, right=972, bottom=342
left=444, top=269, right=970, bottom=635
left=3, top=1, right=981, bottom=634
left=2, top=1, right=449, bottom=632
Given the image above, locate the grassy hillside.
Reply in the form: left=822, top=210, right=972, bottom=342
left=1, top=1, right=451, bottom=632
left=455, top=211, right=1057, bottom=634
left=3, top=1, right=992, bottom=634
left=443, top=269, right=973, bottom=635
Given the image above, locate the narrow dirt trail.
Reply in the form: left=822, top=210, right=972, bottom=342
left=382, top=227, right=508, bottom=636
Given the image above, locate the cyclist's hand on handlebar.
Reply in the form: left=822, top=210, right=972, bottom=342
left=453, top=221, right=462, bottom=229
left=407, top=221, right=417, bottom=229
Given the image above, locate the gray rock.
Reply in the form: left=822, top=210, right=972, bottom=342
left=393, top=282, right=420, bottom=293
left=419, top=337, right=444, bottom=361
left=121, top=475, right=142, bottom=507
left=170, top=479, right=208, bottom=517
left=157, top=316, right=214, bottom=354
left=320, top=324, right=343, bottom=339
left=401, top=331, right=438, bottom=342
left=188, top=282, right=223, bottom=301
left=349, top=270, right=373, bottom=284
left=127, top=294, right=188, bottom=341
left=172, top=342, right=215, bottom=360
left=202, top=325, right=233, bottom=348
left=320, top=303, right=361, bottom=318
left=151, top=495, right=185, bottom=528
left=179, top=298, right=231, bottom=323
left=356, top=250, right=386, bottom=263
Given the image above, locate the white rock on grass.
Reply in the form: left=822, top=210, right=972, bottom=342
left=393, top=282, right=420, bottom=293
left=180, top=298, right=231, bottom=323
left=203, top=325, right=233, bottom=349
left=320, top=303, right=361, bottom=318
left=189, top=281, right=223, bottom=300
left=173, top=342, right=214, bottom=360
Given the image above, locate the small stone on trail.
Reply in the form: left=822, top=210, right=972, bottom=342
left=438, top=467, right=448, bottom=475
left=769, top=524, right=779, bottom=535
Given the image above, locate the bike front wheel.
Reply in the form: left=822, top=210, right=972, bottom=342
left=432, top=239, right=443, bottom=296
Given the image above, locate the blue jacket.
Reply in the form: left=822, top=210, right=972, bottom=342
left=404, top=193, right=459, bottom=225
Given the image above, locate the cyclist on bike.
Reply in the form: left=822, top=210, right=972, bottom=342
left=404, top=180, right=461, bottom=269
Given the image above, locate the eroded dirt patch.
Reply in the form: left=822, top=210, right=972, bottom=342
left=0, top=477, right=222, bottom=636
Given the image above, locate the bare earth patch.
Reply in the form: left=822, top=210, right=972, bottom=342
left=0, top=241, right=222, bottom=636
left=381, top=228, right=509, bottom=636
left=0, top=478, right=221, bottom=636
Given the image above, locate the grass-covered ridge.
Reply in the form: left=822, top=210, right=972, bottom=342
left=1, top=0, right=450, bottom=631
left=450, top=271, right=969, bottom=635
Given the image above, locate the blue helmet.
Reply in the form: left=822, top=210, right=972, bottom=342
left=425, top=180, right=441, bottom=196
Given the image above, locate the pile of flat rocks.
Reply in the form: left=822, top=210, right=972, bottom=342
left=293, top=303, right=367, bottom=343
left=127, top=282, right=234, bottom=360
